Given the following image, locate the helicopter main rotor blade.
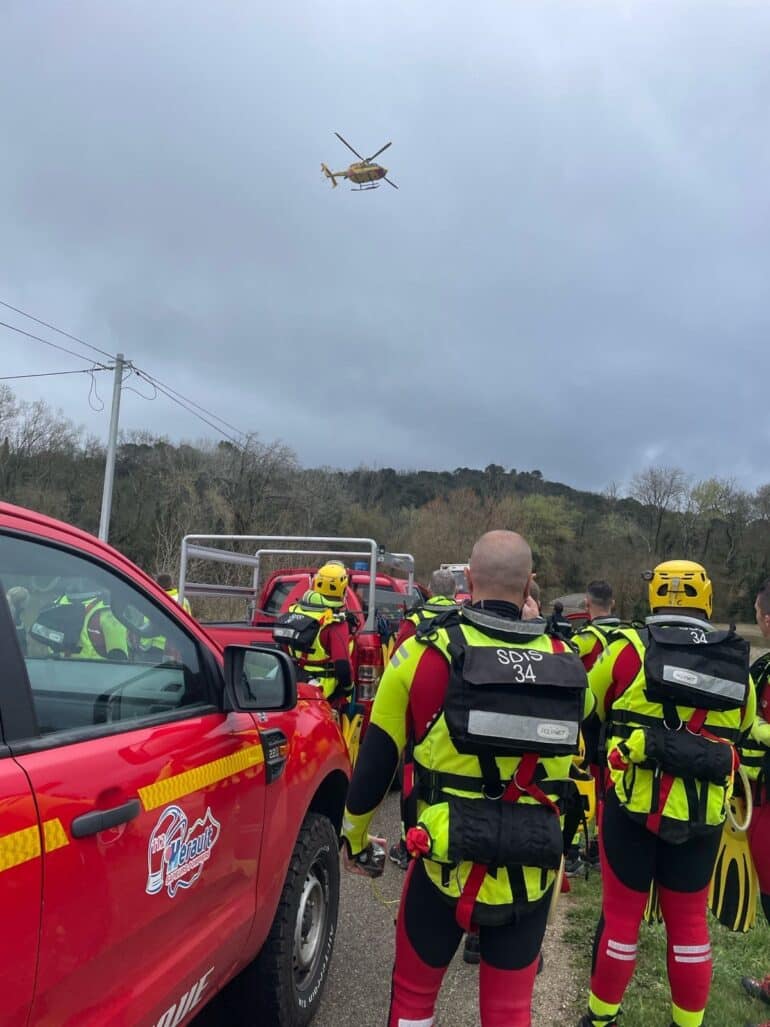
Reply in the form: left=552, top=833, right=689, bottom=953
left=366, top=141, right=392, bottom=162
left=384, top=176, right=399, bottom=190
left=334, top=132, right=365, bottom=161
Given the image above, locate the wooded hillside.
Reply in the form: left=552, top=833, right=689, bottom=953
left=2, top=384, right=768, bottom=620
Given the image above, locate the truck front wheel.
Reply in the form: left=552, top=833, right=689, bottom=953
left=252, top=812, right=340, bottom=1026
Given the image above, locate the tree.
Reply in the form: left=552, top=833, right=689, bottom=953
left=630, top=466, right=688, bottom=555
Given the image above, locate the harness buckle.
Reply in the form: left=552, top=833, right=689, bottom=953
left=663, top=712, right=683, bottom=731
left=482, top=782, right=505, bottom=801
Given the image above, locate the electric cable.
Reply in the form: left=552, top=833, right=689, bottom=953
left=135, top=367, right=246, bottom=440
left=0, top=367, right=109, bottom=381
left=0, top=298, right=115, bottom=360
left=132, top=369, right=244, bottom=446
left=0, top=319, right=110, bottom=368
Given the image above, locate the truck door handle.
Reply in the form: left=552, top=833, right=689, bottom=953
left=71, top=798, right=141, bottom=839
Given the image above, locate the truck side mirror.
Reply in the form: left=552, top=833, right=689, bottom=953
left=223, top=645, right=298, bottom=712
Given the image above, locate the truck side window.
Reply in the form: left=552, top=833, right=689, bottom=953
left=0, top=533, right=210, bottom=738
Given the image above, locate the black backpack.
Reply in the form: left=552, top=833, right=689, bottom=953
left=441, top=621, right=588, bottom=759
left=272, top=610, right=324, bottom=653
left=642, top=617, right=749, bottom=713
left=30, top=602, right=86, bottom=654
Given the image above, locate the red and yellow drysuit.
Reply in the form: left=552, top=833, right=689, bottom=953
left=584, top=620, right=755, bottom=1027
left=392, top=595, right=458, bottom=648
left=285, top=590, right=352, bottom=701
left=342, top=600, right=593, bottom=1027
left=572, top=617, right=622, bottom=673
left=738, top=653, right=770, bottom=921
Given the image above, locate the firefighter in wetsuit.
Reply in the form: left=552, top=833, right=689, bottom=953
left=736, top=578, right=770, bottom=1009
left=278, top=562, right=352, bottom=701
left=156, top=573, right=192, bottom=614
left=393, top=567, right=459, bottom=647
left=342, top=531, right=592, bottom=1027
left=577, top=560, right=755, bottom=1027
left=564, top=580, right=620, bottom=876
left=54, top=592, right=129, bottom=660
left=389, top=568, right=459, bottom=870
left=572, top=580, right=622, bottom=672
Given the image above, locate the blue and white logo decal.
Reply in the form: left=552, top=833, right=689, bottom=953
left=146, top=804, right=221, bottom=898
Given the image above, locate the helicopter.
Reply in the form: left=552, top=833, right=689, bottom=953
left=321, top=132, right=398, bottom=191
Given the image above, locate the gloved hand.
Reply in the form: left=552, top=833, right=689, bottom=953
left=608, top=729, right=646, bottom=771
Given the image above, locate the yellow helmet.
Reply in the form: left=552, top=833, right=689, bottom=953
left=646, top=560, right=713, bottom=618
left=313, top=562, right=349, bottom=603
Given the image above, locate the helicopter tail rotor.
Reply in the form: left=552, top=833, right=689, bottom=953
left=321, top=163, right=338, bottom=188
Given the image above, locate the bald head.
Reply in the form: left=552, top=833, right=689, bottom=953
left=468, top=530, right=532, bottom=604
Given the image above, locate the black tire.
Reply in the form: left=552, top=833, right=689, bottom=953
left=250, top=813, right=340, bottom=1026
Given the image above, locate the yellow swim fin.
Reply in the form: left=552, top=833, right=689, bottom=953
left=644, top=880, right=663, bottom=925
left=708, top=795, right=758, bottom=933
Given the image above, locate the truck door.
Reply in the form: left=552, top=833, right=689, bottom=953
left=0, top=595, right=42, bottom=1027
left=0, top=529, right=266, bottom=1027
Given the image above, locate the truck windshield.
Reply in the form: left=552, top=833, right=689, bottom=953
left=263, top=579, right=299, bottom=615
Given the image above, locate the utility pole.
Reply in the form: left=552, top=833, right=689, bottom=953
left=98, top=352, right=125, bottom=542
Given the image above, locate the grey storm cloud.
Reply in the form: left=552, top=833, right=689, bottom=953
left=2, top=0, right=770, bottom=493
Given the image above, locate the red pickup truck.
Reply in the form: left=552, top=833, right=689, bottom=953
left=0, top=504, right=350, bottom=1027
left=178, top=537, right=419, bottom=759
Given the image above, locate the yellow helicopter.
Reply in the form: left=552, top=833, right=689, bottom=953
left=321, top=132, right=398, bottom=191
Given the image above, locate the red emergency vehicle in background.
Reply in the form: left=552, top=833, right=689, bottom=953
left=0, top=503, right=350, bottom=1027
left=177, top=536, right=420, bottom=763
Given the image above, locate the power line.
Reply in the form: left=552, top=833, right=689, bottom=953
left=0, top=318, right=111, bottom=369
left=0, top=298, right=247, bottom=447
left=133, top=366, right=247, bottom=441
left=132, top=369, right=244, bottom=446
left=0, top=367, right=109, bottom=381
left=0, top=298, right=115, bottom=361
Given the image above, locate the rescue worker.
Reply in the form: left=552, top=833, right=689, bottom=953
left=572, top=580, right=621, bottom=672
left=577, top=560, right=755, bottom=1027
left=394, top=567, right=458, bottom=646
left=564, top=580, right=620, bottom=874
left=389, top=568, right=459, bottom=870
left=56, top=591, right=129, bottom=661
left=342, top=530, right=592, bottom=1027
left=134, top=574, right=192, bottom=661
left=737, top=577, right=770, bottom=1007
left=547, top=599, right=574, bottom=638
left=156, top=573, right=192, bottom=614
left=275, top=561, right=352, bottom=701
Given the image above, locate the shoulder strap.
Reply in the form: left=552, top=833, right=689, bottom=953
left=415, top=605, right=462, bottom=643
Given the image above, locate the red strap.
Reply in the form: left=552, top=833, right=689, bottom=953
left=455, top=752, right=558, bottom=931
left=688, top=709, right=707, bottom=733
left=456, top=862, right=488, bottom=932
left=502, top=752, right=560, bottom=815
left=402, top=761, right=414, bottom=798
left=647, top=709, right=721, bottom=834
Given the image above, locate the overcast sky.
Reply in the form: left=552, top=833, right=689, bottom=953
left=2, top=1, right=769, bottom=493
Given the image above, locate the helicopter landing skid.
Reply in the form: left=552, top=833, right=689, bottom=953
left=352, top=183, right=379, bottom=191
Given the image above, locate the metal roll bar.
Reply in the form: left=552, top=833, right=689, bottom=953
left=179, top=535, right=379, bottom=631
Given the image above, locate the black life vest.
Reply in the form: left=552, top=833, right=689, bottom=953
left=442, top=620, right=588, bottom=761
left=642, top=615, right=749, bottom=714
